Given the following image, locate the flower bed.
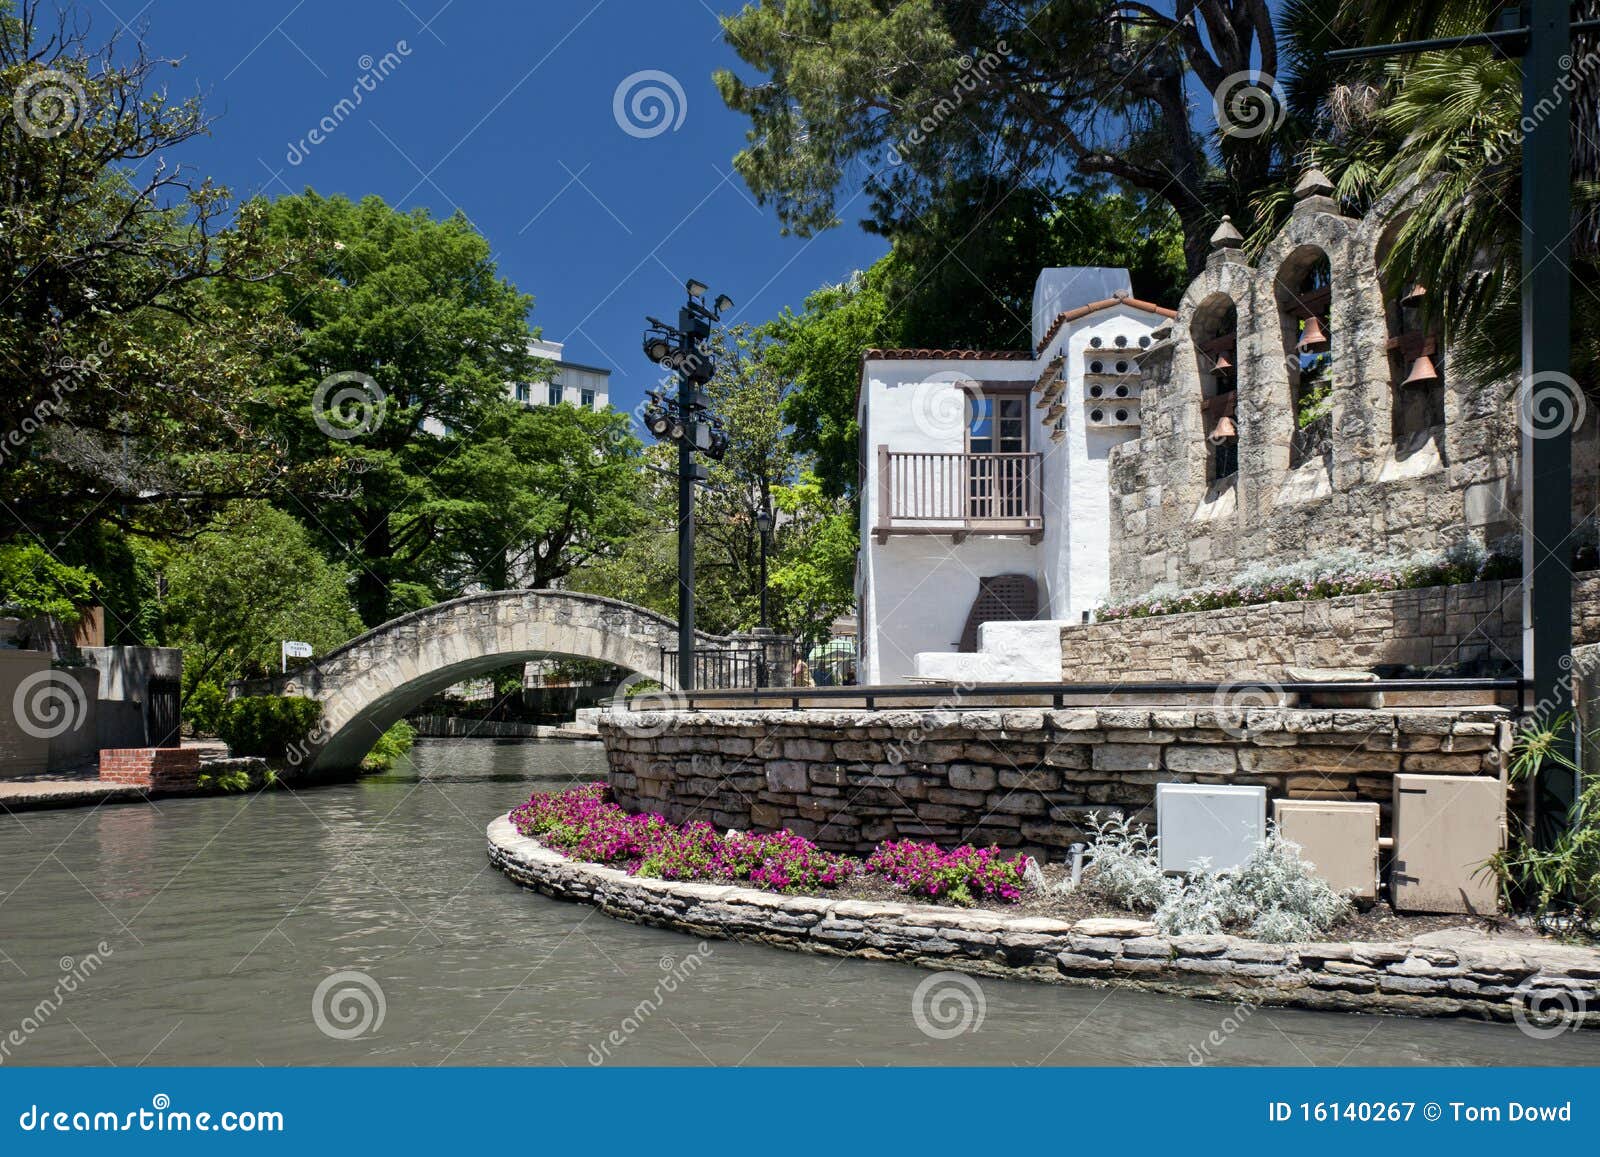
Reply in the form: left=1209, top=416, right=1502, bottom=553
left=508, top=784, right=1028, bottom=904
left=866, top=839, right=1029, bottom=905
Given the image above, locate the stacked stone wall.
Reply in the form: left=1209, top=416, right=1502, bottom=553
left=600, top=706, right=1510, bottom=860
left=489, top=816, right=1600, bottom=1026
left=1061, top=574, right=1600, bottom=680
left=1107, top=184, right=1600, bottom=602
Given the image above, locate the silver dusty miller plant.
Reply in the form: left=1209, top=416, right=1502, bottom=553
left=1072, top=812, right=1166, bottom=911
left=1154, top=829, right=1353, bottom=942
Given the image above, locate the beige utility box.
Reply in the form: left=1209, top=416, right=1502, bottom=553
left=1391, top=774, right=1505, bottom=914
left=1273, top=799, right=1379, bottom=901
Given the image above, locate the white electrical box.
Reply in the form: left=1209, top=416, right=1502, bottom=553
left=1392, top=774, right=1505, bottom=914
left=1274, top=799, right=1380, bottom=901
left=1157, top=783, right=1267, bottom=873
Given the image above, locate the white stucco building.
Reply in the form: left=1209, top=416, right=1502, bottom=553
left=857, top=268, right=1174, bottom=684
left=515, top=339, right=610, bottom=411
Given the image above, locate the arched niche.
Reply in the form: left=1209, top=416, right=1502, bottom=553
left=1275, top=246, right=1334, bottom=469
left=1376, top=217, right=1446, bottom=445
left=1192, top=293, right=1239, bottom=482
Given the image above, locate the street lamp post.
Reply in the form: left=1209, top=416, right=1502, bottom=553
left=755, top=505, right=772, bottom=633
left=641, top=281, right=733, bottom=692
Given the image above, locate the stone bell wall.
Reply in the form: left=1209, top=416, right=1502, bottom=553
left=1106, top=181, right=1600, bottom=603
left=1060, top=573, right=1600, bottom=681
left=599, top=705, right=1510, bottom=861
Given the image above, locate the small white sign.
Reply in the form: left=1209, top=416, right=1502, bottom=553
left=282, top=640, right=313, bottom=671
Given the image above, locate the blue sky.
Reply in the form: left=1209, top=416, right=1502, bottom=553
left=120, top=0, right=888, bottom=416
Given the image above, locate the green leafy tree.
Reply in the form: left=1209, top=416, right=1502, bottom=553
left=764, top=267, right=893, bottom=502
left=0, top=543, right=96, bottom=622
left=693, top=326, right=797, bottom=631
left=434, top=403, right=644, bottom=592
left=717, top=0, right=1281, bottom=271
left=881, top=186, right=1187, bottom=350
left=570, top=327, right=825, bottom=638
left=767, top=473, right=858, bottom=641
left=164, top=502, right=363, bottom=697
left=0, top=0, right=302, bottom=546
left=227, top=191, right=537, bottom=625
left=766, top=190, right=1185, bottom=500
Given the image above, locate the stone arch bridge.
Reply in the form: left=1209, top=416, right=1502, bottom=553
left=237, top=590, right=778, bottom=772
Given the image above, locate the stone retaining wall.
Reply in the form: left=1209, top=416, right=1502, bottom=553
left=599, top=706, right=1510, bottom=859
left=1063, top=574, right=1600, bottom=681
left=487, top=816, right=1599, bottom=1026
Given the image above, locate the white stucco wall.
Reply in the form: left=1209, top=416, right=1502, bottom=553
left=857, top=279, right=1167, bottom=686
left=858, top=358, right=1042, bottom=685
left=863, top=534, right=1040, bottom=684
left=1037, top=306, right=1156, bottom=621
left=913, top=619, right=1074, bottom=683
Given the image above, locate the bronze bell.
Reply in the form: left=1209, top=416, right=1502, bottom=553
left=1212, top=350, right=1235, bottom=373
left=1297, top=314, right=1330, bottom=353
left=1402, top=353, right=1440, bottom=387
left=1400, top=282, right=1427, bottom=307
left=1212, top=414, right=1238, bottom=439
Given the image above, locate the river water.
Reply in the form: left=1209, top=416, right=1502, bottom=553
left=1, top=738, right=1596, bottom=1067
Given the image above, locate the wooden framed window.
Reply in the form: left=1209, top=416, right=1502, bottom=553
left=965, top=386, right=1029, bottom=520
left=965, top=389, right=1028, bottom=453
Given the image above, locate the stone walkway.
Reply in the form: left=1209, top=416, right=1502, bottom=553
left=0, top=741, right=231, bottom=814
left=0, top=771, right=148, bottom=813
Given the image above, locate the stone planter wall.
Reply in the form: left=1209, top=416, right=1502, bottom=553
left=488, top=816, right=1600, bottom=1026
left=1062, top=574, right=1600, bottom=682
left=599, top=706, right=1511, bottom=859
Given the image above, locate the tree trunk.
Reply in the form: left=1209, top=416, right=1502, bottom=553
left=355, top=511, right=392, bottom=627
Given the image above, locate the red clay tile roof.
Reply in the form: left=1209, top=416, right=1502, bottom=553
left=1035, top=295, right=1177, bottom=353
left=861, top=348, right=1034, bottom=361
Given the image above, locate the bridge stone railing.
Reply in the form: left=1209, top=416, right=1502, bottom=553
left=232, top=590, right=790, bottom=772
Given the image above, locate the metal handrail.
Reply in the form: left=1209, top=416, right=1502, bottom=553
left=671, top=677, right=1525, bottom=712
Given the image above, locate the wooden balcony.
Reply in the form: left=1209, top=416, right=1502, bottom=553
left=874, top=448, right=1044, bottom=543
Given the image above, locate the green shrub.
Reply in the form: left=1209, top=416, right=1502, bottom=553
left=361, top=720, right=416, bottom=771
left=197, top=763, right=280, bottom=793
left=0, top=544, right=97, bottom=623
left=1491, top=715, right=1600, bottom=939
left=217, top=695, right=322, bottom=758
left=181, top=680, right=228, bottom=736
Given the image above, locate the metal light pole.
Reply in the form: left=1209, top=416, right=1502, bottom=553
left=676, top=376, right=697, bottom=691
left=755, top=506, right=773, bottom=632
left=641, top=281, right=734, bottom=693
left=1331, top=2, right=1590, bottom=828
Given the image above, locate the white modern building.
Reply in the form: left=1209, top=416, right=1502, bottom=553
left=856, top=268, right=1174, bottom=684
left=513, top=339, right=610, bottom=412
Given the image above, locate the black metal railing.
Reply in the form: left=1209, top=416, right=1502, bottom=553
left=661, top=647, right=769, bottom=690
left=673, top=677, right=1524, bottom=712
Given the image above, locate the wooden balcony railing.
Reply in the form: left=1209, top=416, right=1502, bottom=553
left=874, top=448, right=1044, bottom=543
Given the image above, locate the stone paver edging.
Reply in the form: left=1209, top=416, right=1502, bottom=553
left=487, top=814, right=1600, bottom=1027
